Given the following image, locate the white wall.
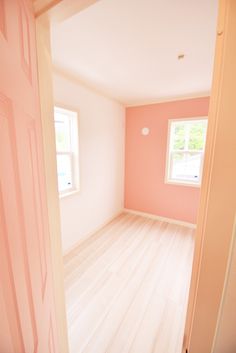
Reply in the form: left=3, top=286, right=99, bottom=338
left=53, top=72, right=125, bottom=254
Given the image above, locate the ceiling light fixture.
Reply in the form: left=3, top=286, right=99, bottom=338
left=141, top=127, right=150, bottom=136
left=178, top=54, right=185, bottom=60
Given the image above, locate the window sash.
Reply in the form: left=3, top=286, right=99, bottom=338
left=56, top=151, right=75, bottom=193
left=169, top=150, right=204, bottom=184
left=170, top=119, right=207, bottom=153
left=166, top=118, right=207, bottom=186
left=54, top=106, right=79, bottom=195
left=54, top=115, right=72, bottom=153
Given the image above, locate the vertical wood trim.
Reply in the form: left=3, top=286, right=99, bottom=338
left=212, top=215, right=236, bottom=351
left=0, top=0, right=7, bottom=39
left=0, top=93, right=39, bottom=353
left=35, top=15, right=69, bottom=353
left=28, top=123, right=48, bottom=299
left=19, top=1, right=32, bottom=83
left=48, top=315, right=56, bottom=353
left=183, top=1, right=228, bottom=349
left=184, top=0, right=236, bottom=352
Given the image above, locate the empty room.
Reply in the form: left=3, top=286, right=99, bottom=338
left=2, top=1, right=236, bottom=353
left=50, top=1, right=217, bottom=352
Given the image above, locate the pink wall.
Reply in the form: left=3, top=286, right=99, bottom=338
left=125, top=97, right=210, bottom=224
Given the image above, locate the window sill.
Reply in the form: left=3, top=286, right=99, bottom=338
left=59, top=189, right=80, bottom=199
left=165, top=180, right=201, bottom=188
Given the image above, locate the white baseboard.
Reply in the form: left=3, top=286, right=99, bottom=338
left=124, top=208, right=196, bottom=229
left=64, top=208, right=196, bottom=260
left=63, top=210, right=124, bottom=260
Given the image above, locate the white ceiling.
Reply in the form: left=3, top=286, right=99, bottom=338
left=51, top=0, right=218, bottom=106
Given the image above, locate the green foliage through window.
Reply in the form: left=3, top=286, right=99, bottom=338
left=172, top=120, right=207, bottom=151
left=189, top=122, right=206, bottom=150
left=167, top=118, right=208, bottom=185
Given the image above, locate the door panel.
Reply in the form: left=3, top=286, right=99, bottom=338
left=0, top=0, right=6, bottom=38
left=0, top=1, right=58, bottom=352
left=0, top=94, right=37, bottom=353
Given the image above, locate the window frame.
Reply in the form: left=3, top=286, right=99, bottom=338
left=165, top=117, right=208, bottom=188
left=54, top=105, right=80, bottom=197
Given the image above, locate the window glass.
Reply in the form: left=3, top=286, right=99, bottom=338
left=166, top=118, right=207, bottom=186
left=54, top=107, right=79, bottom=195
left=56, top=154, right=73, bottom=192
left=170, top=152, right=202, bottom=183
left=188, top=121, right=207, bottom=150
left=55, top=113, right=71, bottom=152
left=172, top=123, right=185, bottom=150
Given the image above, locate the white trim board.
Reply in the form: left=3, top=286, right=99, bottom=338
left=125, top=93, right=210, bottom=108
left=124, top=208, right=196, bottom=229
left=64, top=208, right=196, bottom=261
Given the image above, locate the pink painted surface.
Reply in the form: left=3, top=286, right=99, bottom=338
left=0, top=1, right=58, bottom=352
left=125, top=97, right=210, bottom=224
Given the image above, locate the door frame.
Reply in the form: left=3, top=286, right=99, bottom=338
left=183, top=0, right=236, bottom=351
left=35, top=14, right=69, bottom=353
left=34, top=3, right=99, bottom=353
left=35, top=1, right=236, bottom=352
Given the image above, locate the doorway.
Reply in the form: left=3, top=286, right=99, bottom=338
left=36, top=1, right=219, bottom=350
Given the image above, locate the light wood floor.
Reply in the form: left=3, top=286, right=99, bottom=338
left=64, top=213, right=195, bottom=353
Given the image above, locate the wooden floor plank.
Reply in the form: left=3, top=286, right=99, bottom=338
left=64, top=213, right=195, bottom=353
left=65, top=216, right=152, bottom=311
left=66, top=217, right=154, bottom=326
left=64, top=213, right=136, bottom=282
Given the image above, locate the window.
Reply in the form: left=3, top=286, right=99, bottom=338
left=166, top=118, right=208, bottom=186
left=54, top=106, right=79, bottom=195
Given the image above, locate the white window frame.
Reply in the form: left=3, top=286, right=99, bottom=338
left=165, top=117, right=208, bottom=187
left=54, top=106, right=80, bottom=197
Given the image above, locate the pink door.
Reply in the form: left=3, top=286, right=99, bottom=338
left=0, top=1, right=59, bottom=352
